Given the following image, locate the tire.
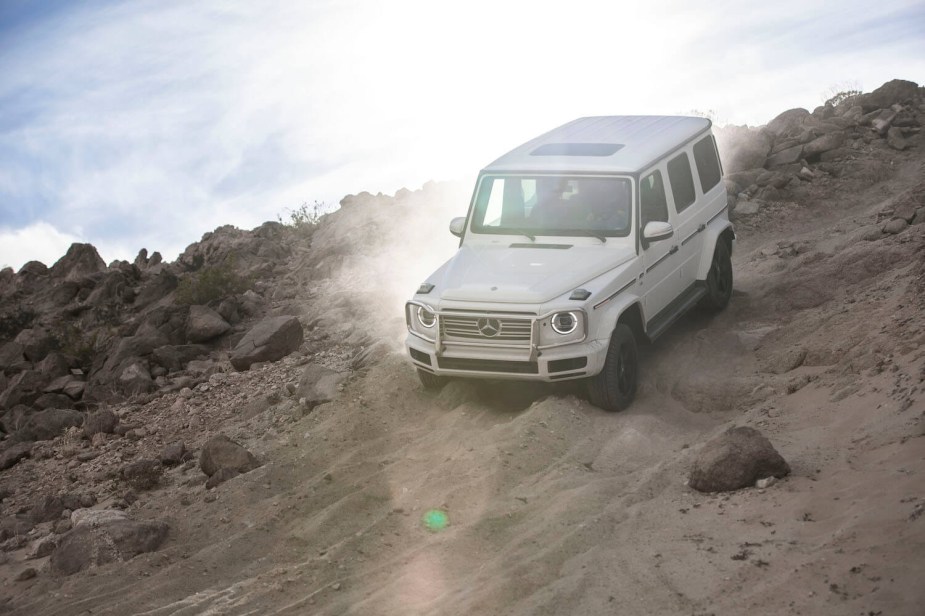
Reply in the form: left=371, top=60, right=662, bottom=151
left=702, top=239, right=732, bottom=311
left=587, top=324, right=638, bottom=412
left=417, top=369, right=447, bottom=391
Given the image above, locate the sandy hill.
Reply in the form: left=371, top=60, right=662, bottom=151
left=0, top=80, right=923, bottom=616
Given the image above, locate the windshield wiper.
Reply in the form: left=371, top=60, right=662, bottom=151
left=509, top=229, right=536, bottom=241
left=572, top=230, right=607, bottom=243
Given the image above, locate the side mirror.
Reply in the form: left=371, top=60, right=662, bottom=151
left=642, top=221, right=673, bottom=243
left=449, top=217, right=466, bottom=238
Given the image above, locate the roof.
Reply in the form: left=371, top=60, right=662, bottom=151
left=484, top=116, right=712, bottom=175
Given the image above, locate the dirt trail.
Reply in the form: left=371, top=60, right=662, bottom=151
left=3, top=147, right=925, bottom=616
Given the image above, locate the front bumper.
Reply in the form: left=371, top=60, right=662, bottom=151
left=405, top=331, right=609, bottom=383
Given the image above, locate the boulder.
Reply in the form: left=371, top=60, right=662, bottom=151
left=159, top=441, right=187, bottom=466
left=15, top=409, right=84, bottom=442
left=33, top=393, right=74, bottom=410
left=50, top=518, right=168, bottom=576
left=45, top=376, right=86, bottom=400
left=689, top=426, right=790, bottom=493
left=49, top=243, right=107, bottom=282
left=14, top=329, right=56, bottom=362
left=229, top=316, right=303, bottom=371
left=151, top=344, right=209, bottom=373
left=29, top=495, right=65, bottom=524
left=185, top=305, right=231, bottom=343
left=84, top=409, right=119, bottom=437
left=802, top=131, right=845, bottom=158
left=886, top=127, right=907, bottom=151
left=71, top=508, right=128, bottom=528
left=0, top=371, right=49, bottom=409
left=764, top=108, right=810, bottom=138
left=882, top=218, right=909, bottom=235
left=0, top=342, right=25, bottom=370
left=118, top=361, right=154, bottom=395
left=199, top=434, right=259, bottom=477
left=765, top=144, right=803, bottom=167
left=0, top=441, right=33, bottom=470
left=35, top=352, right=72, bottom=380
left=855, top=79, right=919, bottom=113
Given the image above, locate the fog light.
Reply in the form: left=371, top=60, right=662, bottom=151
left=551, top=311, right=578, bottom=335
left=417, top=306, right=436, bottom=328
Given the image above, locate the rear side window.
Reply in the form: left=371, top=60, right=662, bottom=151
left=640, top=171, right=668, bottom=226
left=693, top=136, right=722, bottom=192
left=667, top=153, right=696, bottom=213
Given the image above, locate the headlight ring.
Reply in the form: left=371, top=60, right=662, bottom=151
left=417, top=306, right=436, bottom=328
left=551, top=311, right=579, bottom=335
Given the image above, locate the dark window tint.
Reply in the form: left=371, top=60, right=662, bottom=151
left=693, top=136, right=722, bottom=192
left=667, top=153, right=696, bottom=213
left=640, top=171, right=669, bottom=226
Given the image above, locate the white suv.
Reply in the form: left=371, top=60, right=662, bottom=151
left=405, top=116, right=734, bottom=411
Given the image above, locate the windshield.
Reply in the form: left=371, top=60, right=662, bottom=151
left=471, top=175, right=633, bottom=238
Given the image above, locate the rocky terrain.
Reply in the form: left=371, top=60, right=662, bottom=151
left=0, top=79, right=923, bottom=615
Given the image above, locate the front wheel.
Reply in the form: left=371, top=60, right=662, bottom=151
left=702, top=239, right=733, bottom=311
left=416, top=369, right=447, bottom=391
left=587, top=324, right=638, bottom=412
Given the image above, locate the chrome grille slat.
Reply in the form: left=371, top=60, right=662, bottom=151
left=440, top=315, right=533, bottom=343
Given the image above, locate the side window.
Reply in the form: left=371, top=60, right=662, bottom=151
left=640, top=171, right=668, bottom=226
left=667, top=152, right=696, bottom=213
left=693, top=136, right=721, bottom=193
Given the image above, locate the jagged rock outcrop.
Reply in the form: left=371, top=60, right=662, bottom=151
left=50, top=515, right=169, bottom=576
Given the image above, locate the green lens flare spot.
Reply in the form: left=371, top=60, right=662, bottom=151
left=422, top=509, right=449, bottom=532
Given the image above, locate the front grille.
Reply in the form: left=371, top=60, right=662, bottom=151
left=440, top=315, right=532, bottom=342
left=437, top=357, right=539, bottom=374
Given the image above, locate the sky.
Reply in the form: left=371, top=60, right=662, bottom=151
left=0, top=0, right=923, bottom=271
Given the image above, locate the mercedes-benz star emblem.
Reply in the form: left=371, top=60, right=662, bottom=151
left=477, top=317, right=502, bottom=337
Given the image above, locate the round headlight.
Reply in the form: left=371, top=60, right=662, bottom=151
left=417, top=306, right=436, bottom=328
left=551, top=311, right=578, bottom=335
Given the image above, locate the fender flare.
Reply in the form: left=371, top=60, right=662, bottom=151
left=696, top=220, right=735, bottom=280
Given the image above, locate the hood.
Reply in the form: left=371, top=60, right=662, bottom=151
left=435, top=242, right=634, bottom=304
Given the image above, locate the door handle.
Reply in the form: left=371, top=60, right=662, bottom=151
left=668, top=245, right=678, bottom=255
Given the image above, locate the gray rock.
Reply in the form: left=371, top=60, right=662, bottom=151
left=121, top=459, right=162, bottom=491
left=0, top=441, right=33, bottom=470
left=855, top=79, right=919, bottom=112
left=35, top=352, right=71, bottom=380
left=159, top=441, right=186, bottom=466
left=118, top=361, right=154, bottom=395
left=50, top=518, right=168, bottom=576
left=14, top=329, right=57, bottom=362
left=0, top=370, right=46, bottom=409
left=33, top=392, right=73, bottom=410
left=15, top=567, right=37, bottom=582
left=199, top=434, right=259, bottom=477
left=151, top=344, right=209, bottom=373
left=0, top=342, right=24, bottom=370
left=49, top=243, right=106, bottom=282
left=205, top=467, right=240, bottom=489
left=186, top=305, right=231, bottom=343
left=733, top=200, right=760, bottom=216
left=765, top=108, right=810, bottom=138
left=882, top=218, right=909, bottom=235
left=689, top=426, right=791, bottom=493
left=84, top=409, right=119, bottom=437
left=29, top=535, right=58, bottom=559
left=30, top=495, right=65, bottom=524
left=886, top=127, right=907, bottom=150
left=802, top=131, right=845, bottom=158
left=229, top=316, right=303, bottom=371
left=296, top=363, right=347, bottom=411
left=15, top=409, right=83, bottom=442
left=765, top=144, right=803, bottom=167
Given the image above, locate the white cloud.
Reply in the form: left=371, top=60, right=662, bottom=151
left=0, top=222, right=83, bottom=272
left=0, top=0, right=923, bottom=266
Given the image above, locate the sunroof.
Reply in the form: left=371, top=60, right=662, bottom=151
left=530, top=143, right=623, bottom=156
